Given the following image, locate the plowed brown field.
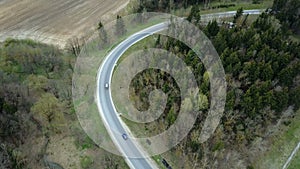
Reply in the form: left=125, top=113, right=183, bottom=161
left=0, top=0, right=129, bottom=48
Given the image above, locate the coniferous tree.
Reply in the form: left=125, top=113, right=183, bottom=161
left=115, top=15, right=126, bottom=36
left=206, top=19, right=219, bottom=37
left=187, top=5, right=201, bottom=24
left=98, top=21, right=108, bottom=45
left=233, top=7, right=243, bottom=24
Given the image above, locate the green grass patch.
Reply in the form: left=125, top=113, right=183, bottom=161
left=80, top=155, right=94, bottom=169
left=81, top=136, right=94, bottom=150
left=200, top=0, right=272, bottom=14
left=290, top=34, right=300, bottom=42
left=288, top=149, right=300, bottom=169
left=255, top=109, right=300, bottom=169
left=152, top=155, right=166, bottom=169
left=165, top=0, right=272, bottom=17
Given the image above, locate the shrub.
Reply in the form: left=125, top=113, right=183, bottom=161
left=80, top=156, right=93, bottom=169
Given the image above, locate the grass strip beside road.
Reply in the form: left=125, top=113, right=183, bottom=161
left=200, top=0, right=273, bottom=14
left=288, top=149, right=300, bottom=169
left=255, top=109, right=300, bottom=169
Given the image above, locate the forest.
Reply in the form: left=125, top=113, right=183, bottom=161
left=0, top=39, right=128, bottom=168
left=0, top=39, right=78, bottom=168
left=126, top=0, right=300, bottom=168
left=0, top=0, right=299, bottom=168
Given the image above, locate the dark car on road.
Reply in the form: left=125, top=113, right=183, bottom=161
left=122, top=133, right=128, bottom=140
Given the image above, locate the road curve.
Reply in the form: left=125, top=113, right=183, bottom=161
left=96, top=9, right=263, bottom=169
left=96, top=23, right=167, bottom=169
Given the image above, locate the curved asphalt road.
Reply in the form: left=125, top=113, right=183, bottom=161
left=96, top=9, right=263, bottom=169
left=97, top=23, right=167, bottom=169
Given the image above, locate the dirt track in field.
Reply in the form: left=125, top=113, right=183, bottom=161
left=0, top=0, right=129, bottom=48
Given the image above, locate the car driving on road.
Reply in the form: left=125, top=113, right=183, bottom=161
left=105, top=83, right=109, bottom=89
left=122, top=133, right=128, bottom=140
